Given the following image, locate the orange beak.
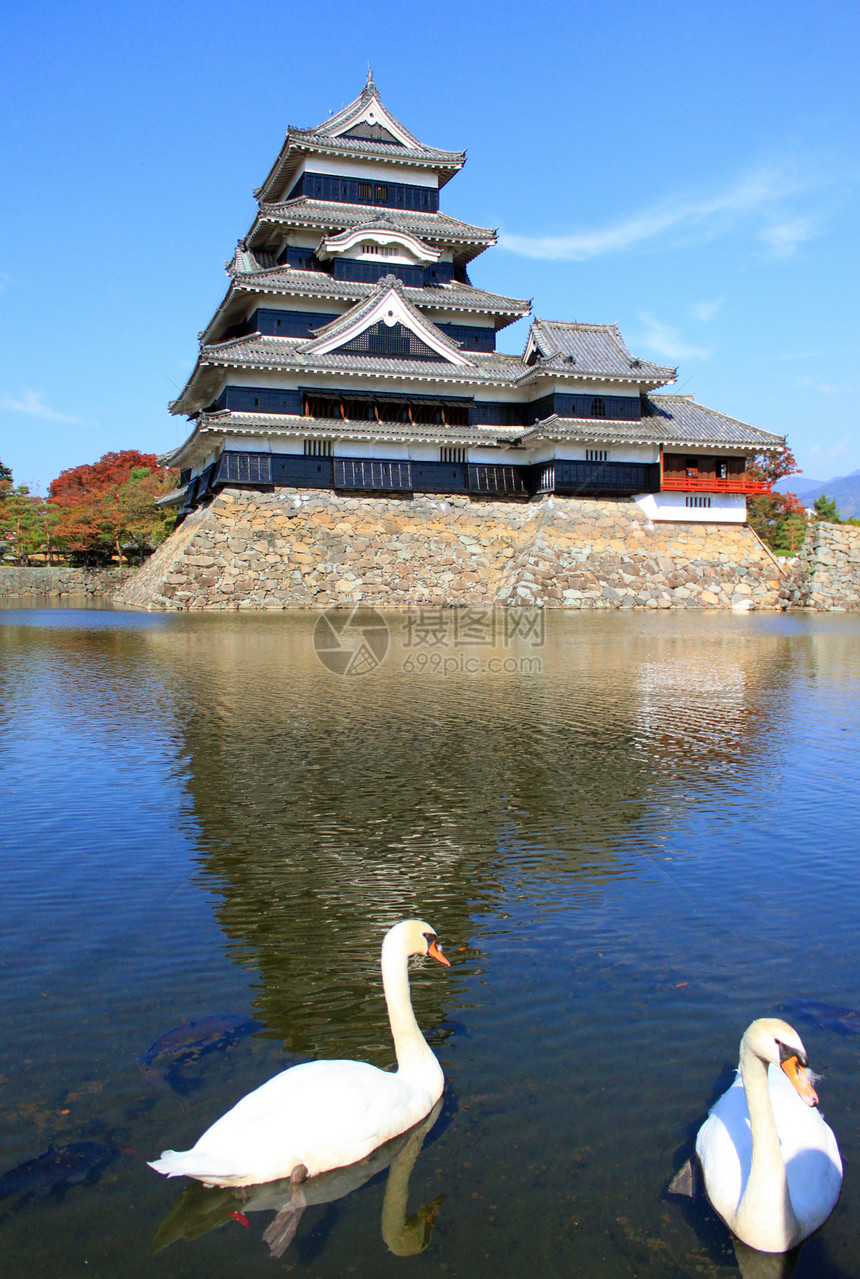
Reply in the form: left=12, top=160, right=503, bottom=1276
left=781, top=1054, right=818, bottom=1106
left=428, top=939, right=450, bottom=968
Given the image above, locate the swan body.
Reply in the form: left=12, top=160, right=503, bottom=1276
left=148, top=920, right=449, bottom=1187
left=696, top=1018, right=842, bottom=1253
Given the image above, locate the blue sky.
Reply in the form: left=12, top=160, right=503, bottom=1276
left=1, top=0, right=858, bottom=492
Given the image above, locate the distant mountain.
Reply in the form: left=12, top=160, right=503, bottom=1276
left=774, top=469, right=860, bottom=519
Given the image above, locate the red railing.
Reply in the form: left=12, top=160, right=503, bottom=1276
left=661, top=475, right=772, bottom=495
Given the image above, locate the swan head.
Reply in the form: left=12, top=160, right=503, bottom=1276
left=383, top=920, right=451, bottom=968
left=741, top=1018, right=819, bottom=1106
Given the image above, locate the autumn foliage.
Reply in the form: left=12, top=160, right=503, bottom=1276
left=0, top=451, right=178, bottom=564
left=746, top=447, right=808, bottom=555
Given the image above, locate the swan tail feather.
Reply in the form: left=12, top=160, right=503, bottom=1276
left=147, top=1149, right=241, bottom=1184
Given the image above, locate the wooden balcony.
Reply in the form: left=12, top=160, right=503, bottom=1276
left=661, top=475, right=772, bottom=495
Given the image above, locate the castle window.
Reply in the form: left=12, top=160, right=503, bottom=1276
left=357, top=182, right=373, bottom=200
left=441, top=447, right=467, bottom=464
left=304, top=439, right=333, bottom=457
left=590, top=398, right=606, bottom=418
left=375, top=184, right=388, bottom=201
left=586, top=449, right=608, bottom=462
left=685, top=495, right=711, bottom=508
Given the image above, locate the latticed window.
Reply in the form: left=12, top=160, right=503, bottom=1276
left=586, top=449, right=608, bottom=462
left=590, top=398, right=606, bottom=418
left=375, top=184, right=388, bottom=201
left=304, top=439, right=332, bottom=457
left=357, top=182, right=373, bottom=199
left=685, top=495, right=711, bottom=508
left=340, top=321, right=443, bottom=361
left=441, top=447, right=467, bottom=463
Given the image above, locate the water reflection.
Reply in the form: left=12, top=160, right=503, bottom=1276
left=153, top=1099, right=444, bottom=1260
left=2, top=609, right=860, bottom=1278
left=166, top=614, right=800, bottom=1059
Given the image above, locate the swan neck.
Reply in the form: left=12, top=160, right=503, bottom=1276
left=381, top=936, right=434, bottom=1074
left=736, top=1041, right=800, bottom=1249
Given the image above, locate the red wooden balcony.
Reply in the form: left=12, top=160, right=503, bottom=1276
left=661, top=475, right=772, bottom=495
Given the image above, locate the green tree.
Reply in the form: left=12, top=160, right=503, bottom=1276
left=111, top=466, right=178, bottom=561
left=0, top=486, right=62, bottom=564
left=746, top=445, right=808, bottom=554
left=813, top=494, right=841, bottom=523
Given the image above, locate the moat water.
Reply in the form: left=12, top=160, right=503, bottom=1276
left=1, top=605, right=859, bottom=1278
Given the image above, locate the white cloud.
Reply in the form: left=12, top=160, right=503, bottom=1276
left=497, top=165, right=814, bottom=261
left=807, top=439, right=846, bottom=459
left=692, top=299, right=723, bottom=322
left=634, top=313, right=711, bottom=363
left=0, top=391, right=82, bottom=424
left=759, top=217, right=816, bottom=258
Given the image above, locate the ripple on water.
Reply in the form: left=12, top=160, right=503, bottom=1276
left=0, top=609, right=858, bottom=1277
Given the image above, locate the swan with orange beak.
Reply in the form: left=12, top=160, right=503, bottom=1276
left=149, top=920, right=451, bottom=1188
left=696, top=1017, right=842, bottom=1253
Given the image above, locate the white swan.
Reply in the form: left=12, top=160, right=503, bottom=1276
left=696, top=1018, right=842, bottom=1253
left=148, top=919, right=450, bottom=1187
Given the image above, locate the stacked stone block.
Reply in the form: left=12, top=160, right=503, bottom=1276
left=114, top=489, right=784, bottom=612
left=780, top=522, right=860, bottom=611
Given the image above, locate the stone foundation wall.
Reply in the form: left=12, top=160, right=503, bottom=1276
left=780, top=522, right=860, bottom=610
left=113, top=488, right=785, bottom=611
left=0, top=565, right=132, bottom=600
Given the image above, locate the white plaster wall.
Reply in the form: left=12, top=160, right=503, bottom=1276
left=299, top=156, right=439, bottom=188
left=422, top=309, right=497, bottom=330
left=335, top=439, right=410, bottom=459
left=634, top=493, right=747, bottom=524
left=554, top=443, right=658, bottom=463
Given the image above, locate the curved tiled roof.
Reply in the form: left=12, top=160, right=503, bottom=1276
left=227, top=266, right=530, bottom=317
left=255, top=199, right=496, bottom=250
left=198, top=333, right=524, bottom=381
left=645, top=395, right=785, bottom=448
left=525, top=319, right=675, bottom=386
left=160, top=410, right=511, bottom=467
left=524, top=396, right=784, bottom=450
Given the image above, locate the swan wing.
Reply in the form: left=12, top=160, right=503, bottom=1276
left=696, top=1073, right=749, bottom=1224
left=767, top=1065, right=842, bottom=1234
left=151, top=1060, right=426, bottom=1185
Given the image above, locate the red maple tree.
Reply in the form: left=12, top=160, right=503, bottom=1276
left=49, top=450, right=164, bottom=506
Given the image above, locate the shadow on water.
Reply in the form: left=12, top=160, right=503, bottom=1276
left=152, top=1098, right=445, bottom=1260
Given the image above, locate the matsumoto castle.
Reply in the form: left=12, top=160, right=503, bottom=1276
left=165, top=75, right=782, bottom=524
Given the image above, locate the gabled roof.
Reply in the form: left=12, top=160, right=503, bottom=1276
left=524, top=319, right=676, bottom=388
left=254, top=198, right=496, bottom=260
left=317, top=219, right=441, bottom=263
left=301, top=278, right=474, bottom=365
left=255, top=75, right=465, bottom=203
